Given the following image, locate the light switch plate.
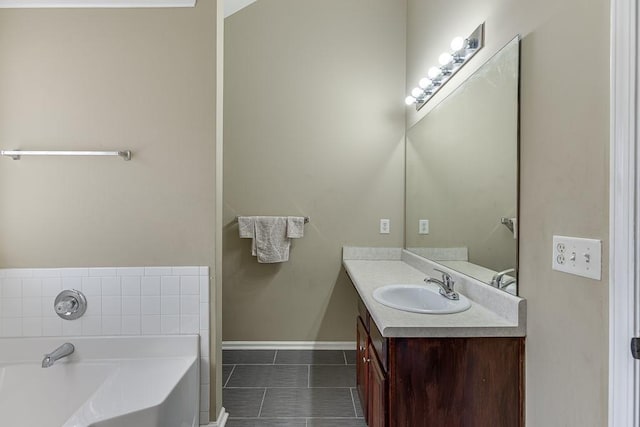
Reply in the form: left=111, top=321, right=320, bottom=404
left=380, top=219, right=390, bottom=234
left=419, top=219, right=429, bottom=234
left=552, top=235, right=602, bottom=280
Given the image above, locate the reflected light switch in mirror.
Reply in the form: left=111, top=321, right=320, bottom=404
left=419, top=220, right=429, bottom=234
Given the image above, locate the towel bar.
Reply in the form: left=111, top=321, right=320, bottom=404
left=235, top=216, right=309, bottom=224
left=0, top=150, right=132, bottom=161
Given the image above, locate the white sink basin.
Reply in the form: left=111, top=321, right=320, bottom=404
left=372, top=284, right=471, bottom=314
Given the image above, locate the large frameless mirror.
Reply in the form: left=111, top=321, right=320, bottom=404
left=405, top=36, right=520, bottom=294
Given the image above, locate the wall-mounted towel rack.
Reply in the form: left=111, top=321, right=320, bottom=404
left=235, top=216, right=310, bottom=224
left=0, top=150, right=132, bottom=161
left=500, top=217, right=515, bottom=233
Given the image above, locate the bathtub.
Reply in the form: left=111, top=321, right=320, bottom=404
left=0, top=335, right=199, bottom=427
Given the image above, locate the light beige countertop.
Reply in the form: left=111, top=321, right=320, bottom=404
left=343, top=247, right=526, bottom=338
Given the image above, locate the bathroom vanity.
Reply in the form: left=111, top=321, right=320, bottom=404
left=344, top=247, right=526, bottom=427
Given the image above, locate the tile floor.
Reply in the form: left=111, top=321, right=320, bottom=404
left=223, top=349, right=365, bottom=427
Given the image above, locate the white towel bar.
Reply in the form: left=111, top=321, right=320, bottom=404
left=0, top=150, right=132, bottom=161
left=235, top=216, right=310, bottom=223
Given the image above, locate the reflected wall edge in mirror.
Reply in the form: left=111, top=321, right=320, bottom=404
left=405, top=36, right=520, bottom=295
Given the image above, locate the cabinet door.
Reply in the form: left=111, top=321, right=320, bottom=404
left=356, top=317, right=369, bottom=422
left=368, top=349, right=387, bottom=427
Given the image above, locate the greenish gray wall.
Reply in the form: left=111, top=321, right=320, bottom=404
left=406, top=0, right=609, bottom=425
left=0, top=3, right=216, bottom=269
left=223, top=0, right=407, bottom=341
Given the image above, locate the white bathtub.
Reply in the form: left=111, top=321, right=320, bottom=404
left=0, top=335, right=199, bottom=427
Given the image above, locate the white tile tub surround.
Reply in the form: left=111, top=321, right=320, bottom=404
left=0, top=265, right=211, bottom=426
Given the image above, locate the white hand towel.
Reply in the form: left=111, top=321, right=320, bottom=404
left=254, top=216, right=290, bottom=263
left=287, top=216, right=305, bottom=238
left=238, top=216, right=255, bottom=238
left=238, top=216, right=258, bottom=256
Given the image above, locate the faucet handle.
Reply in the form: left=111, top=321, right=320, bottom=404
left=54, top=290, right=87, bottom=320
left=433, top=268, right=454, bottom=286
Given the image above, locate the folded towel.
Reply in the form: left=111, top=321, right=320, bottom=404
left=238, top=216, right=254, bottom=238
left=254, top=216, right=290, bottom=263
left=287, top=216, right=305, bottom=238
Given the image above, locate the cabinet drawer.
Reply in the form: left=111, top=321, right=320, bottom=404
left=369, top=320, right=388, bottom=372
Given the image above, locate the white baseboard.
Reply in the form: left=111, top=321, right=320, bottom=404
left=222, top=341, right=356, bottom=350
left=202, top=407, right=228, bottom=427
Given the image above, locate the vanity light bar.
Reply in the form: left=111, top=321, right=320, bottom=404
left=405, top=23, right=485, bottom=111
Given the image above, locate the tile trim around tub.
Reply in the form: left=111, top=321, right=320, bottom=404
left=0, top=265, right=211, bottom=425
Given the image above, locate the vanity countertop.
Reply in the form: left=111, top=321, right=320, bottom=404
left=343, top=247, right=526, bottom=338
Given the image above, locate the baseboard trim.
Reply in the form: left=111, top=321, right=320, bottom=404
left=202, top=407, right=228, bottom=427
left=222, top=341, right=356, bottom=350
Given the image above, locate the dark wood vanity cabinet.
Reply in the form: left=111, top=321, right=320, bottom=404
left=355, top=299, right=524, bottom=427
left=357, top=315, right=388, bottom=426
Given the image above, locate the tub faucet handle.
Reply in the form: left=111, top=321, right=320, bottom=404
left=54, top=290, right=87, bottom=320
left=55, top=298, right=76, bottom=314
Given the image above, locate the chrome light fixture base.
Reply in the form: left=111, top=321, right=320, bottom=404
left=409, top=23, right=485, bottom=111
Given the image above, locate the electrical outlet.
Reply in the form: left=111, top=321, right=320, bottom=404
left=552, top=235, right=601, bottom=280
left=419, top=219, right=429, bottom=234
left=380, top=219, right=390, bottom=234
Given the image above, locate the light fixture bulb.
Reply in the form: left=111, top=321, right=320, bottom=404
left=427, top=66, right=441, bottom=79
left=438, top=52, right=453, bottom=66
left=411, top=87, right=423, bottom=98
left=405, top=95, right=416, bottom=105
left=418, top=78, right=432, bottom=89
left=450, top=36, right=465, bottom=51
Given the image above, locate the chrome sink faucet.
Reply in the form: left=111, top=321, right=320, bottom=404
left=42, top=342, right=75, bottom=368
left=490, top=268, right=515, bottom=289
left=425, top=269, right=459, bottom=300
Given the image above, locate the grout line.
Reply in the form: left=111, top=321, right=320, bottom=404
left=224, top=386, right=354, bottom=389
left=226, top=418, right=365, bottom=423
left=307, top=364, right=310, bottom=388
left=349, top=387, right=358, bottom=418
left=273, top=350, right=277, bottom=364
left=257, top=388, right=267, bottom=417
left=223, top=365, right=236, bottom=388
left=343, top=350, right=348, bottom=365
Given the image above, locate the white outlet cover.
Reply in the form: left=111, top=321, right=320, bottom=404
left=419, top=219, right=429, bottom=234
left=552, top=235, right=602, bottom=280
left=380, top=219, right=390, bottom=234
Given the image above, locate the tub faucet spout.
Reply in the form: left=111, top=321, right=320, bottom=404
left=42, top=342, right=75, bottom=368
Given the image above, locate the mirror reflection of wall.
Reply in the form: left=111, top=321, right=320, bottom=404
left=405, top=37, right=520, bottom=294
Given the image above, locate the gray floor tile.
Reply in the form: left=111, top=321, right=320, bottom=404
left=351, top=388, right=364, bottom=418
left=223, top=365, right=235, bottom=386
left=227, top=365, right=309, bottom=388
left=260, top=388, right=356, bottom=417
left=275, top=350, right=346, bottom=364
left=226, top=419, right=306, bottom=427
left=309, top=365, right=356, bottom=387
left=308, top=419, right=367, bottom=427
left=224, top=350, right=276, bottom=364
left=344, top=350, right=356, bottom=365
left=223, top=388, right=265, bottom=418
